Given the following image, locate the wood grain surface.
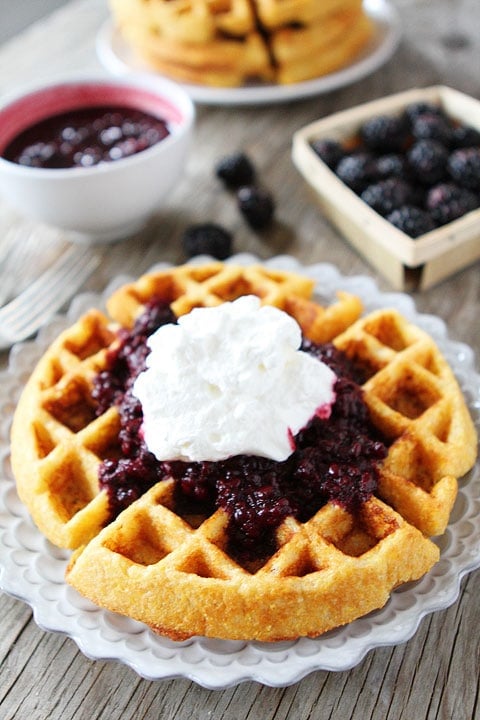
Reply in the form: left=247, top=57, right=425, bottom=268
left=0, top=1, right=479, bottom=718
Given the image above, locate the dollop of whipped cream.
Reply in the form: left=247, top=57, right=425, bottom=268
left=132, top=295, right=337, bottom=463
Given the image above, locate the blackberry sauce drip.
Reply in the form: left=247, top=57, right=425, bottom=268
left=93, top=300, right=387, bottom=563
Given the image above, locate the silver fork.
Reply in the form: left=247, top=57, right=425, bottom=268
left=0, top=226, right=44, bottom=307
left=0, top=244, right=100, bottom=348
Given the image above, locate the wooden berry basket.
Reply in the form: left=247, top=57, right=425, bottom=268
left=292, top=85, right=480, bottom=290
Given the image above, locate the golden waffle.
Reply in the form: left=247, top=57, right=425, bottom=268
left=10, top=263, right=477, bottom=641
left=66, top=487, right=438, bottom=641
left=120, top=27, right=274, bottom=87
left=11, top=263, right=362, bottom=549
left=105, top=261, right=363, bottom=341
left=110, top=0, right=273, bottom=87
left=110, top=0, right=257, bottom=44
left=271, top=10, right=374, bottom=85
left=255, top=0, right=362, bottom=29
left=333, top=309, right=478, bottom=536
left=108, top=0, right=375, bottom=86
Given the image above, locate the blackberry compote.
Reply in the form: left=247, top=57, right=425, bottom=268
left=2, top=105, right=170, bottom=169
left=93, top=301, right=387, bottom=565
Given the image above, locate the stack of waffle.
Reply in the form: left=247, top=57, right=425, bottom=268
left=109, top=0, right=374, bottom=86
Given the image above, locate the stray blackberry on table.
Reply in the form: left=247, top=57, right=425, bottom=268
left=237, top=186, right=275, bottom=229
left=215, top=152, right=255, bottom=189
left=182, top=223, right=233, bottom=259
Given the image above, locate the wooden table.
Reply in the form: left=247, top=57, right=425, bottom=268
left=0, top=1, right=479, bottom=717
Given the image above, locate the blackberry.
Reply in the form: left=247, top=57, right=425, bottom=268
left=360, top=114, right=408, bottom=153
left=447, top=147, right=480, bottom=190
left=215, top=152, right=255, bottom=188
left=404, top=101, right=444, bottom=126
left=407, top=139, right=448, bottom=185
left=310, top=138, right=344, bottom=169
left=375, top=153, right=408, bottom=179
left=335, top=153, right=376, bottom=192
left=412, top=113, right=452, bottom=145
left=182, top=223, right=233, bottom=259
left=426, top=182, right=479, bottom=225
left=450, top=124, right=480, bottom=149
left=237, top=185, right=275, bottom=229
left=361, top=178, right=414, bottom=216
left=386, top=205, right=436, bottom=238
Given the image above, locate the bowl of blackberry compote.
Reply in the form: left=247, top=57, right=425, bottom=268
left=0, top=74, right=194, bottom=243
left=293, top=85, right=480, bottom=291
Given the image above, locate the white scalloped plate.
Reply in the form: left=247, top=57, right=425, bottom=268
left=96, top=0, right=401, bottom=106
left=0, top=254, right=479, bottom=689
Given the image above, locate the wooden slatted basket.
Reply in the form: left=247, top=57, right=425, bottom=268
left=292, top=86, right=480, bottom=290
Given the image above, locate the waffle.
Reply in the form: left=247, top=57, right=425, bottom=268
left=105, top=261, right=363, bottom=341
left=110, top=0, right=273, bottom=87
left=10, top=263, right=477, bottom=641
left=333, top=309, right=478, bottom=536
left=109, top=0, right=258, bottom=44
left=109, top=0, right=374, bottom=87
left=255, top=0, right=363, bottom=29
left=119, top=27, right=274, bottom=87
left=270, top=8, right=373, bottom=85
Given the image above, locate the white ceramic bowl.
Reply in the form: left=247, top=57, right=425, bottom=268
left=0, top=75, right=195, bottom=243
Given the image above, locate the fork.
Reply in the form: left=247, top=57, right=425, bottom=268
left=0, top=226, right=44, bottom=307
left=0, top=244, right=100, bottom=348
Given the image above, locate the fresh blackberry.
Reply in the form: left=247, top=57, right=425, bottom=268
left=404, top=101, right=444, bottom=126
left=182, top=223, right=233, bottom=259
left=412, top=113, right=452, bottom=145
left=335, top=153, right=376, bottom=192
left=375, top=153, right=408, bottom=179
left=407, top=139, right=448, bottom=185
left=310, top=138, right=344, bottom=169
left=426, top=182, right=479, bottom=224
left=237, top=185, right=275, bottom=229
left=215, top=152, right=255, bottom=188
left=450, top=124, right=480, bottom=149
left=360, top=178, right=414, bottom=216
left=447, top=147, right=480, bottom=190
left=386, top=205, right=436, bottom=238
left=360, top=114, right=408, bottom=153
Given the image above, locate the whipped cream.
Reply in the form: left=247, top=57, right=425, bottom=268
left=132, top=295, right=337, bottom=463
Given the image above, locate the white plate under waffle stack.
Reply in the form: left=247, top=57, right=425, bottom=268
left=96, top=0, right=401, bottom=106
